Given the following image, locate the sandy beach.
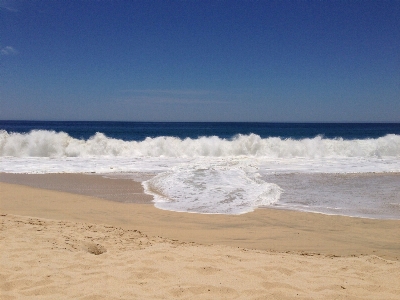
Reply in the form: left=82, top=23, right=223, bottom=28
left=1, top=175, right=400, bottom=299
left=3, top=0, right=400, bottom=297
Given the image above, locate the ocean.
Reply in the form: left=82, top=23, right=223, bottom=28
left=1, top=121, right=400, bottom=219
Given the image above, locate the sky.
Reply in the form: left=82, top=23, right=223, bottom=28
left=0, top=0, right=399, bottom=122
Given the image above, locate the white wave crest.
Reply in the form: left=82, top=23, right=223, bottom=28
left=1, top=130, right=400, bottom=158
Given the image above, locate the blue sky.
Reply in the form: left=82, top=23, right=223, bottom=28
left=1, top=0, right=399, bottom=122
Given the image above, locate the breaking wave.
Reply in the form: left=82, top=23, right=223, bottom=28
left=1, top=130, right=400, bottom=158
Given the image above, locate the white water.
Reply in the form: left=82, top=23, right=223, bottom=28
left=1, top=130, right=400, bottom=216
left=144, top=160, right=282, bottom=214
left=1, top=130, right=400, bottom=158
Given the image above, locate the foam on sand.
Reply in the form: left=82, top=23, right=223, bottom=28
left=144, top=161, right=282, bottom=214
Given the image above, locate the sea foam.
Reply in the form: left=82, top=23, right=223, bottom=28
left=143, top=160, right=282, bottom=214
left=1, top=130, right=400, bottom=158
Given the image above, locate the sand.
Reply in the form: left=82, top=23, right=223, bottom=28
left=1, top=176, right=400, bottom=299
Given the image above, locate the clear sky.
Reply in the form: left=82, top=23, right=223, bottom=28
left=1, top=0, right=399, bottom=122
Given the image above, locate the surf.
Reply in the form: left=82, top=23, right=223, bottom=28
left=1, top=130, right=400, bottom=158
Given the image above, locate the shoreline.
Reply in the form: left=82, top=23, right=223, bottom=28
left=2, top=177, right=400, bottom=299
left=0, top=172, right=154, bottom=204
left=1, top=176, right=400, bottom=260
left=2, top=172, right=400, bottom=220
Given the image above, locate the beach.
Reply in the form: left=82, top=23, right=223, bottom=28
left=2, top=0, right=400, bottom=296
left=1, top=174, right=400, bottom=299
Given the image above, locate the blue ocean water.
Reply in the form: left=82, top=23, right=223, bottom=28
left=1, top=120, right=400, bottom=140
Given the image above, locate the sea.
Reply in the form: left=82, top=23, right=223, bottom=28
left=1, top=121, right=400, bottom=219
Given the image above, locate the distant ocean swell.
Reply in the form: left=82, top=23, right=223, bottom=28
left=1, top=130, right=400, bottom=158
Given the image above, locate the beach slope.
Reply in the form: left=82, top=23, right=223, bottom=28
left=1, top=181, right=400, bottom=299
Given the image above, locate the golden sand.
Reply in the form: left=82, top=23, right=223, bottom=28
left=1, top=179, right=400, bottom=299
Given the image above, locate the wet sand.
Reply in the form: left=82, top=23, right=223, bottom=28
left=1, top=174, right=400, bottom=299
left=0, top=173, right=154, bottom=203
